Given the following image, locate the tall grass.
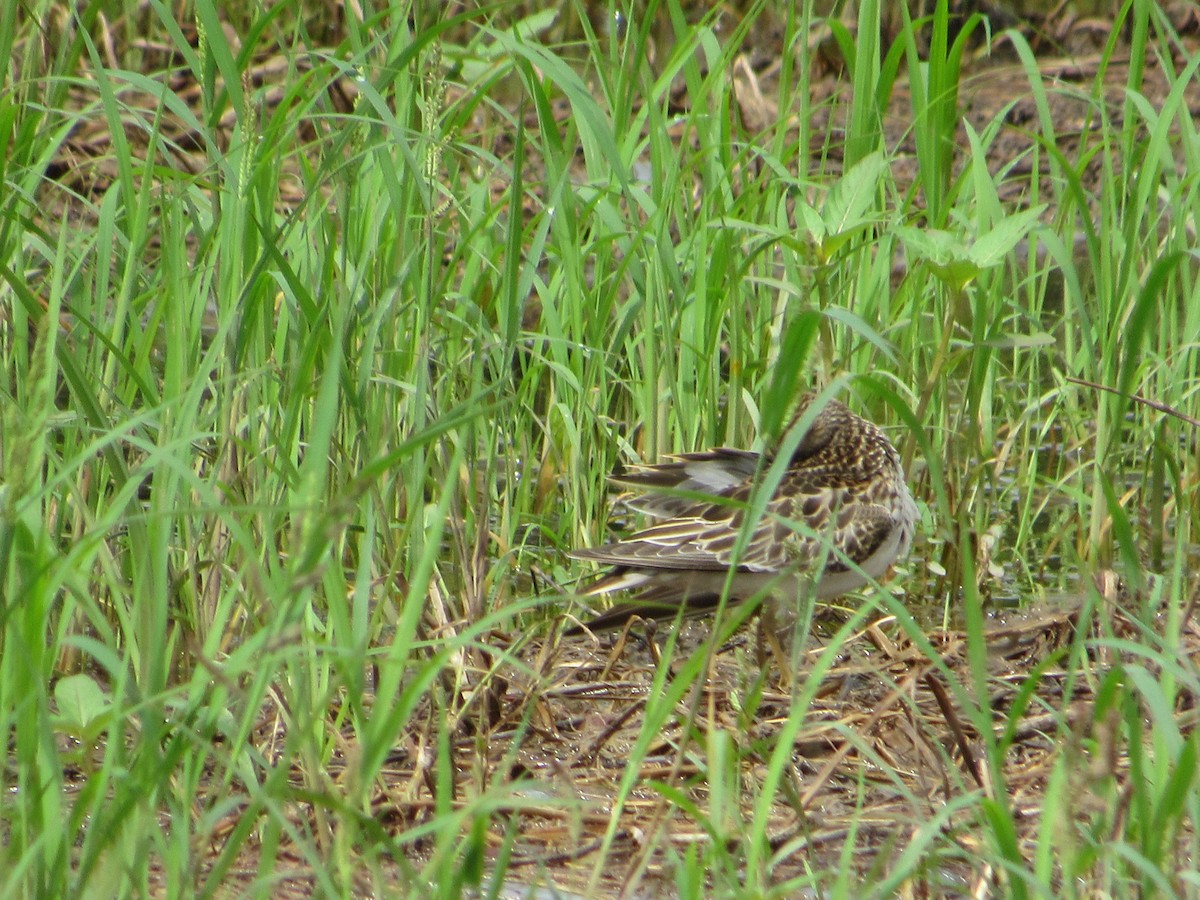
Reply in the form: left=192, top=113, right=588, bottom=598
left=1, top=0, right=1198, bottom=895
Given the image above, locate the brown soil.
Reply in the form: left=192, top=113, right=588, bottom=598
left=383, top=572, right=1198, bottom=895
left=186, top=570, right=1199, bottom=895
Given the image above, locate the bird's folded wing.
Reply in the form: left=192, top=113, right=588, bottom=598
left=612, top=449, right=764, bottom=518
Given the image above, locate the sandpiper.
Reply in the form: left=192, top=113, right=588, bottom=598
left=566, top=394, right=918, bottom=634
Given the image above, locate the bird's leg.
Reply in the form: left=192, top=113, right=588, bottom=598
left=756, top=603, right=795, bottom=690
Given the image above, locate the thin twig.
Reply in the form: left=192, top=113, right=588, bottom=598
left=1066, top=376, right=1200, bottom=428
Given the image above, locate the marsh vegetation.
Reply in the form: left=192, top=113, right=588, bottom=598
left=3, top=0, right=1200, bottom=895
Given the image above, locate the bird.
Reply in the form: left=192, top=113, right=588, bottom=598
left=564, top=394, right=918, bottom=635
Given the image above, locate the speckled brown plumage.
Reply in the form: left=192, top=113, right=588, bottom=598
left=565, top=395, right=918, bottom=634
